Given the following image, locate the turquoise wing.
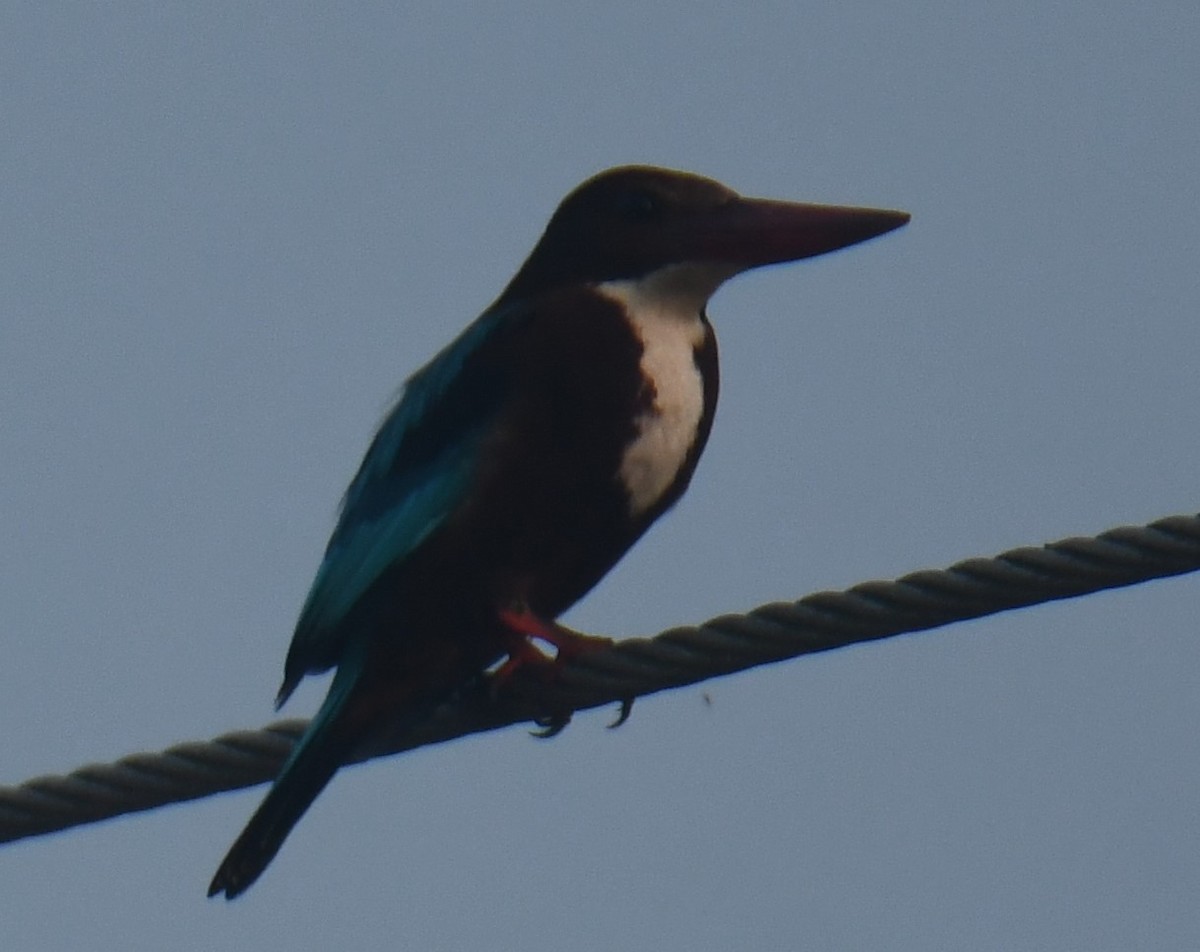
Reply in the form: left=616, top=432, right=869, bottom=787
left=280, top=304, right=520, bottom=697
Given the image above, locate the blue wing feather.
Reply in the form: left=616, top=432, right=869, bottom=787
left=285, top=303, right=519, bottom=680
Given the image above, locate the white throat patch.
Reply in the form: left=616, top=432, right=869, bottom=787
left=598, top=263, right=732, bottom=516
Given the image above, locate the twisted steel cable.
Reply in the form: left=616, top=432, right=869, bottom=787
left=2, top=511, right=1197, bottom=846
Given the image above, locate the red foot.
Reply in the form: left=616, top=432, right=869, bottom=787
left=491, top=605, right=633, bottom=734
left=491, top=605, right=613, bottom=688
left=498, top=605, right=613, bottom=657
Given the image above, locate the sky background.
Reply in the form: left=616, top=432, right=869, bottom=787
left=2, top=4, right=1198, bottom=950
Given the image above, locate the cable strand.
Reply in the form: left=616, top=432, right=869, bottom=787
left=2, top=511, right=1197, bottom=846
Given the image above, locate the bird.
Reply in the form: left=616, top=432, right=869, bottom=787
left=207, top=165, right=909, bottom=899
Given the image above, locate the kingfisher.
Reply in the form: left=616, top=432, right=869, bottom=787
left=208, top=165, right=908, bottom=899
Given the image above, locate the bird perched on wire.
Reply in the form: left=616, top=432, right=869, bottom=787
left=208, top=165, right=908, bottom=899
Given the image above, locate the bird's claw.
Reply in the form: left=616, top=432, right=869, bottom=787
left=607, top=697, right=634, bottom=729
left=529, top=697, right=631, bottom=737
left=530, top=711, right=572, bottom=738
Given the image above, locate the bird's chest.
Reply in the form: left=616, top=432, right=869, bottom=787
left=608, top=291, right=709, bottom=517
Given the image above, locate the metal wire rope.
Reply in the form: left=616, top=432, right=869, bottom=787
left=2, top=511, right=1197, bottom=846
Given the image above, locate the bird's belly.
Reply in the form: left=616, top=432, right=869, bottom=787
left=427, top=280, right=712, bottom=618
left=618, top=369, right=704, bottom=516
left=606, top=286, right=708, bottom=517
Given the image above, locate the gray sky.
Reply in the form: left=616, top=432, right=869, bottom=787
left=3, top=4, right=1198, bottom=950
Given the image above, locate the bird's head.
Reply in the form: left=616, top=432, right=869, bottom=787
left=498, top=165, right=909, bottom=306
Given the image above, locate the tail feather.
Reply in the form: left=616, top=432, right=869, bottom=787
left=208, top=669, right=358, bottom=899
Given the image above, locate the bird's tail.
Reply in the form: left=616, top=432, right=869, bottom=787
left=207, top=664, right=359, bottom=900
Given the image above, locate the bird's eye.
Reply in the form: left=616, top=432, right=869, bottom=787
left=622, top=189, right=661, bottom=221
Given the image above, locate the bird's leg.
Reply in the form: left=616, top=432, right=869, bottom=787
left=497, top=605, right=615, bottom=661
left=490, top=604, right=613, bottom=686
left=491, top=604, right=631, bottom=734
left=490, top=626, right=553, bottom=687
